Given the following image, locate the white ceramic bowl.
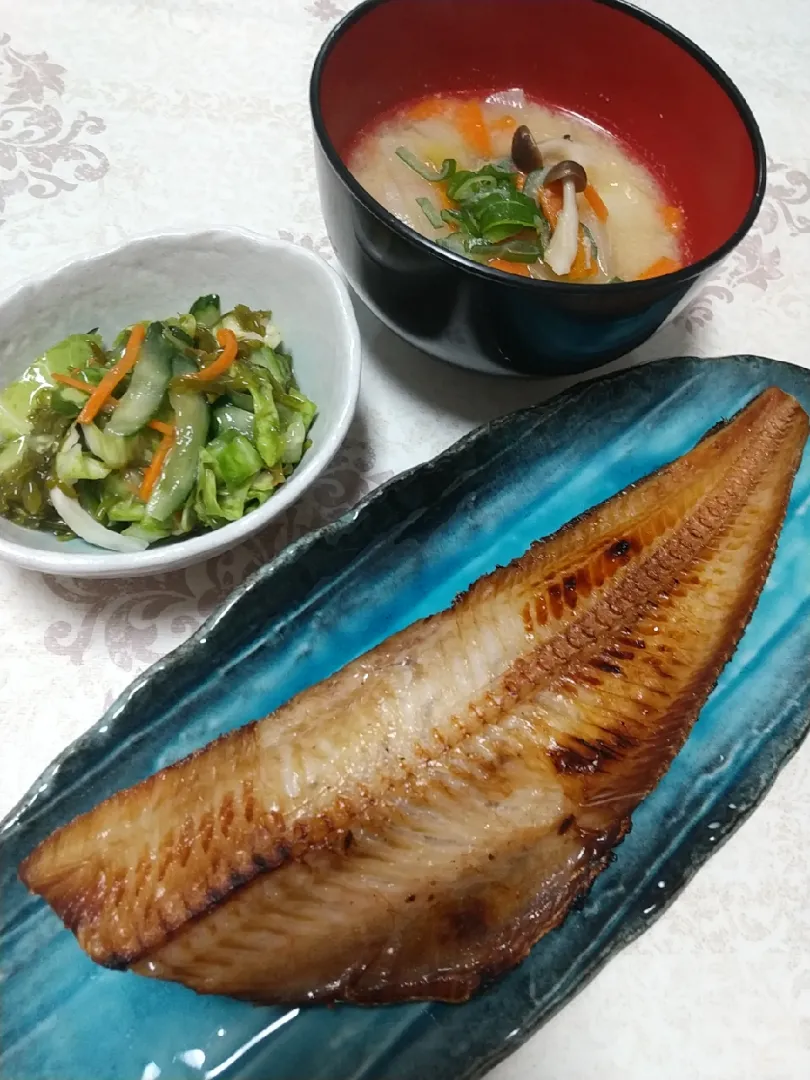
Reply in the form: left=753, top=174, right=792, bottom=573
left=0, top=228, right=361, bottom=577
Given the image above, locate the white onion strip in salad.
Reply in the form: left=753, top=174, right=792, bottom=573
left=49, top=486, right=148, bottom=553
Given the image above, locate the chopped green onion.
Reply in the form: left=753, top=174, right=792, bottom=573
left=416, top=197, right=445, bottom=230
left=581, top=223, right=599, bottom=266
left=437, top=233, right=468, bottom=257
left=446, top=172, right=501, bottom=203
left=466, top=238, right=542, bottom=262
left=464, top=191, right=539, bottom=243
left=445, top=162, right=515, bottom=201
left=395, top=147, right=456, bottom=182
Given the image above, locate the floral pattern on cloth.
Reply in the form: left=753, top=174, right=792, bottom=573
left=307, top=0, right=351, bottom=22
left=0, top=34, right=108, bottom=224
left=677, top=157, right=810, bottom=334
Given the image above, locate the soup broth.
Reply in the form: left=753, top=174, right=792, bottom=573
left=349, top=92, right=683, bottom=283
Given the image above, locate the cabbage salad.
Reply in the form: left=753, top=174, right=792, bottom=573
left=0, top=296, right=316, bottom=552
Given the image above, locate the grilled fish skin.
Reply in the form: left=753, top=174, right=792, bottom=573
left=20, top=387, right=808, bottom=1005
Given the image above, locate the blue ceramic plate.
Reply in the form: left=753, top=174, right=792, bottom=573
left=2, top=356, right=809, bottom=1080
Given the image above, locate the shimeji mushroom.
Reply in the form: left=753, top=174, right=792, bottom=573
left=543, top=160, right=588, bottom=277
left=511, top=125, right=544, bottom=173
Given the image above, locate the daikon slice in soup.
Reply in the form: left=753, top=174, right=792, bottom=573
left=348, top=91, right=684, bottom=283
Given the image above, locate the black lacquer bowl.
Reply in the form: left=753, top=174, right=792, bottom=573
left=310, top=0, right=765, bottom=376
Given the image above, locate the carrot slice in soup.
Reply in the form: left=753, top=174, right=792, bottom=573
left=490, top=115, right=518, bottom=134
left=433, top=183, right=455, bottom=212
left=662, top=205, right=684, bottom=234
left=455, top=100, right=492, bottom=158
left=637, top=256, right=681, bottom=280
left=584, top=184, right=609, bottom=222
left=488, top=258, right=532, bottom=277
left=407, top=96, right=446, bottom=122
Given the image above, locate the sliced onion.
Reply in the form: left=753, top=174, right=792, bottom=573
left=523, top=166, right=552, bottom=203
left=49, top=486, right=149, bottom=553
left=437, top=232, right=468, bottom=257
left=395, top=146, right=455, bottom=182
left=583, top=214, right=611, bottom=277
left=485, top=88, right=527, bottom=110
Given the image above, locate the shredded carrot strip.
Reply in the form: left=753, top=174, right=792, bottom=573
left=407, top=95, right=446, bottom=121
left=636, top=256, right=681, bottom=280
left=455, top=100, right=491, bottom=159
left=52, top=372, right=171, bottom=434
left=662, top=205, right=684, bottom=234
left=488, top=258, right=532, bottom=277
left=181, top=327, right=238, bottom=384
left=147, top=419, right=173, bottom=436
left=515, top=173, right=526, bottom=193
left=139, top=429, right=175, bottom=502
left=584, top=184, right=609, bottom=223
left=77, top=323, right=146, bottom=425
left=53, top=372, right=119, bottom=407
left=490, top=115, right=518, bottom=134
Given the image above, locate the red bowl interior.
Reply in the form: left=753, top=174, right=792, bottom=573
left=317, top=0, right=761, bottom=265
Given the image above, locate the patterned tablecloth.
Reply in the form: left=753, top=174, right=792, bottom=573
left=0, top=2, right=808, bottom=1077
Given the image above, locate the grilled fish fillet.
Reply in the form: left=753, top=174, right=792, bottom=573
left=20, top=387, right=808, bottom=1004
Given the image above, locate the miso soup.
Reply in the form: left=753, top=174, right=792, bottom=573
left=349, top=91, right=683, bottom=283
